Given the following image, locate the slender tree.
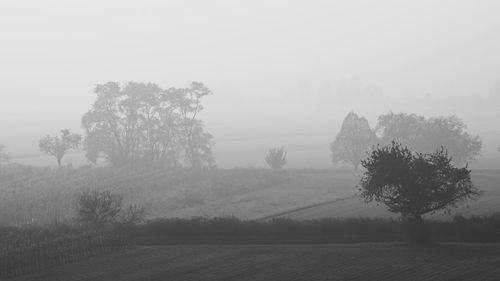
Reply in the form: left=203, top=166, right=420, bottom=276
left=39, top=129, right=82, bottom=168
left=360, top=142, right=480, bottom=243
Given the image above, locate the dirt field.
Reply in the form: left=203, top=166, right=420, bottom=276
left=9, top=243, right=500, bottom=281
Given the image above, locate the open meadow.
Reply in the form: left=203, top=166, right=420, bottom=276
left=0, top=166, right=499, bottom=226
left=0, top=166, right=358, bottom=226
left=276, top=170, right=500, bottom=221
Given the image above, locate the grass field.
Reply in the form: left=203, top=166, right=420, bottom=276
left=276, top=170, right=500, bottom=221
left=0, top=166, right=357, bottom=225
left=8, top=243, right=500, bottom=281
left=0, top=166, right=498, bottom=226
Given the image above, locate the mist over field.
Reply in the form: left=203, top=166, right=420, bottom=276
left=2, top=1, right=500, bottom=280
left=1, top=0, right=500, bottom=169
left=7, top=101, right=500, bottom=169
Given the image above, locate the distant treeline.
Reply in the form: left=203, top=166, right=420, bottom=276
left=330, top=111, right=482, bottom=170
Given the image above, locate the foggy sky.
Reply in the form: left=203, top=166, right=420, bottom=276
left=1, top=0, right=499, bottom=166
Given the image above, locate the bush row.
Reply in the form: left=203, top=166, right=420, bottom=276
left=140, top=215, right=500, bottom=243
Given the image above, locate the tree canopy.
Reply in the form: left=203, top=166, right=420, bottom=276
left=360, top=142, right=479, bottom=242
left=81, top=81, right=214, bottom=169
left=39, top=129, right=81, bottom=168
left=376, top=112, right=481, bottom=165
left=330, top=111, right=377, bottom=170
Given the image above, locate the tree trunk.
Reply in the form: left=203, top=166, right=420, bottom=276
left=57, top=157, right=62, bottom=169
left=402, top=213, right=430, bottom=244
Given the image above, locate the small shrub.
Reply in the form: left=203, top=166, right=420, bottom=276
left=121, top=204, right=146, bottom=225
left=74, top=189, right=123, bottom=227
left=265, top=147, right=287, bottom=171
left=74, top=188, right=146, bottom=228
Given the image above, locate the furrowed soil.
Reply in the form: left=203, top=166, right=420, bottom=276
left=9, top=243, right=500, bottom=281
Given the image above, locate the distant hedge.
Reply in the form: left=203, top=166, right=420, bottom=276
left=139, top=214, right=500, bottom=244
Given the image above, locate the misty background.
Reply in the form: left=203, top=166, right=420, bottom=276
left=1, top=0, right=499, bottom=168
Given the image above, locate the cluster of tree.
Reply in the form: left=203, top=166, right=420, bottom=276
left=331, top=111, right=482, bottom=169
left=80, top=81, right=214, bottom=169
left=36, top=81, right=215, bottom=170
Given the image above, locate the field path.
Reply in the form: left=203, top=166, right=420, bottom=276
left=9, top=244, right=500, bottom=281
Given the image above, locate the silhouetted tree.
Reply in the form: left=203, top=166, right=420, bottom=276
left=376, top=112, right=481, bottom=165
left=330, top=111, right=376, bottom=170
left=39, top=129, right=81, bottom=168
left=360, top=142, right=479, bottom=243
left=81, top=81, right=214, bottom=169
left=265, top=146, right=287, bottom=170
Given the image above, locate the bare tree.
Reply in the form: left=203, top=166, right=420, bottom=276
left=39, top=129, right=81, bottom=168
left=265, top=146, right=287, bottom=171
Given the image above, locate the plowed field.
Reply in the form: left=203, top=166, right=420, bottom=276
left=9, top=244, right=500, bottom=281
